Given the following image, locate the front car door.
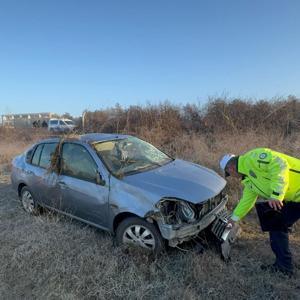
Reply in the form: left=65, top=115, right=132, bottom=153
left=58, top=142, right=109, bottom=229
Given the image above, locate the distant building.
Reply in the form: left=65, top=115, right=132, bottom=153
left=1, top=112, right=54, bottom=128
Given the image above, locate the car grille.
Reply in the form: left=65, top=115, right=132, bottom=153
left=195, top=191, right=224, bottom=219
left=211, top=209, right=231, bottom=240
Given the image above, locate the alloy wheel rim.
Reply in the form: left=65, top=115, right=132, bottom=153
left=22, top=191, right=34, bottom=213
left=122, top=225, right=155, bottom=250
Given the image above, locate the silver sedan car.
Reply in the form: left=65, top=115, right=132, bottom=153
left=11, top=134, right=239, bottom=256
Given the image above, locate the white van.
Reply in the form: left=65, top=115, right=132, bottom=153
left=48, top=118, right=76, bottom=133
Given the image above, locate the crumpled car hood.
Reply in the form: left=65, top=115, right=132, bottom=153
left=122, top=159, right=226, bottom=204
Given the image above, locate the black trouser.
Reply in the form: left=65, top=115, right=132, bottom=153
left=256, top=201, right=300, bottom=272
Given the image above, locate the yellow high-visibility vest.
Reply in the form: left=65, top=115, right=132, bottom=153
left=232, top=148, right=300, bottom=221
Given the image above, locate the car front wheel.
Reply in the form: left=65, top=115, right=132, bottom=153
left=116, top=217, right=165, bottom=254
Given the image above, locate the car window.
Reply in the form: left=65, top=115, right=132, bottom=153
left=61, top=143, right=98, bottom=182
left=25, top=146, right=35, bottom=163
left=64, top=120, right=74, bottom=125
left=31, top=144, right=44, bottom=166
left=59, top=120, right=65, bottom=125
left=50, top=120, right=58, bottom=125
left=39, top=143, right=58, bottom=169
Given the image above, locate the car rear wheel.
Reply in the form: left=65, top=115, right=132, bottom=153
left=116, top=217, right=165, bottom=254
left=20, top=187, right=40, bottom=215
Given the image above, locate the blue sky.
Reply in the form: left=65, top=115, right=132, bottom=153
left=0, top=0, right=300, bottom=116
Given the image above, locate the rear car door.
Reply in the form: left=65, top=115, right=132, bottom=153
left=57, top=142, right=109, bottom=228
left=28, top=142, right=60, bottom=207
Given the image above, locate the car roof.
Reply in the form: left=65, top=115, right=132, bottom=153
left=35, top=133, right=131, bottom=145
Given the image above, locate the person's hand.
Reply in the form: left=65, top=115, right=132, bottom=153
left=268, top=200, right=284, bottom=211
left=226, top=218, right=235, bottom=229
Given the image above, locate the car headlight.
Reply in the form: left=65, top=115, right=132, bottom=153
left=179, top=201, right=196, bottom=222
left=156, top=198, right=196, bottom=224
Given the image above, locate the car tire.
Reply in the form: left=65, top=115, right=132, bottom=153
left=115, top=217, right=165, bottom=254
left=20, top=186, right=40, bottom=215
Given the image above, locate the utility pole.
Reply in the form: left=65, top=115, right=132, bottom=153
left=82, top=110, right=87, bottom=133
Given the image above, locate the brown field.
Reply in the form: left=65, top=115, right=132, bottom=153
left=1, top=114, right=300, bottom=299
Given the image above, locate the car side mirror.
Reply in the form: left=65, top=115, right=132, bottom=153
left=96, top=172, right=106, bottom=186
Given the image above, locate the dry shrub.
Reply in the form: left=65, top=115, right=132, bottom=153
left=83, top=97, right=300, bottom=139
left=202, top=96, right=300, bottom=134
left=84, top=102, right=184, bottom=142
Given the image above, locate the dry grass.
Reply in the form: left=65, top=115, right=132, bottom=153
left=0, top=128, right=50, bottom=169
left=0, top=128, right=300, bottom=299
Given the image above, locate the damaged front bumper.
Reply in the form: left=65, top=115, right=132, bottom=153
left=211, top=209, right=241, bottom=260
left=156, top=194, right=241, bottom=258
left=157, top=195, right=230, bottom=247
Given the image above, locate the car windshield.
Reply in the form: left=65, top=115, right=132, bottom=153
left=93, top=137, right=173, bottom=177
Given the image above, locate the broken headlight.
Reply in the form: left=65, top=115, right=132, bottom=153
left=156, top=198, right=196, bottom=225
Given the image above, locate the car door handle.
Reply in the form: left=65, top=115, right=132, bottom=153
left=58, top=181, right=67, bottom=187
left=24, top=170, right=33, bottom=175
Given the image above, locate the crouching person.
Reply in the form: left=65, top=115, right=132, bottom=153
left=220, top=148, right=300, bottom=276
